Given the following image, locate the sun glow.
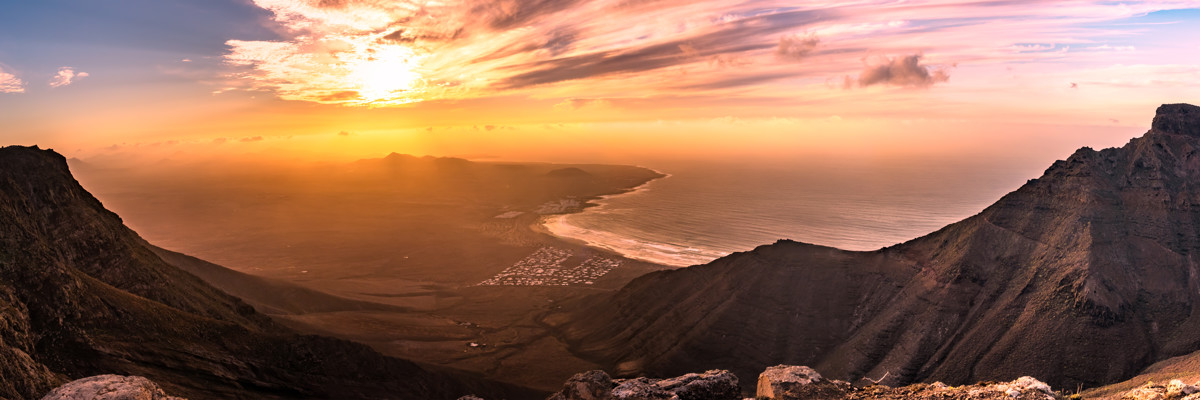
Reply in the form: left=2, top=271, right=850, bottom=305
left=349, top=46, right=425, bottom=106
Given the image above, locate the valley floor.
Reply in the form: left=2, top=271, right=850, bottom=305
left=71, top=158, right=670, bottom=393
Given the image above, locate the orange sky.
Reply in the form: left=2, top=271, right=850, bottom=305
left=1, top=1, right=1198, bottom=165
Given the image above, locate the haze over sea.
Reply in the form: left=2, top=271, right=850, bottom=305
left=545, top=159, right=1051, bottom=267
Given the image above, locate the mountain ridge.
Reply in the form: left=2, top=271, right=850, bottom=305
left=551, top=103, right=1200, bottom=392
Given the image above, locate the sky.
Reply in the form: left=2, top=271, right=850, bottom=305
left=1, top=0, right=1198, bottom=165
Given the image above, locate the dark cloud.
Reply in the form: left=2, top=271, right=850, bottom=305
left=856, top=55, right=949, bottom=88
left=319, top=91, right=361, bottom=101
left=675, top=72, right=797, bottom=90
left=776, top=34, right=819, bottom=60
left=239, top=136, right=264, bottom=143
left=338, top=131, right=354, bottom=136
left=1069, top=82, right=1078, bottom=89
left=497, top=9, right=832, bottom=89
left=472, top=0, right=588, bottom=31
left=212, top=137, right=228, bottom=144
left=382, top=29, right=411, bottom=42
left=475, top=27, right=578, bottom=61
left=379, top=27, right=464, bottom=45
left=543, top=29, right=577, bottom=57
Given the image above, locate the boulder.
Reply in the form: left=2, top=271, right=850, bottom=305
left=550, top=370, right=738, bottom=400
left=655, top=370, right=739, bottom=400
left=40, top=375, right=184, bottom=400
left=612, top=378, right=676, bottom=400
left=756, top=365, right=824, bottom=399
left=548, top=370, right=616, bottom=400
left=963, top=376, right=1055, bottom=400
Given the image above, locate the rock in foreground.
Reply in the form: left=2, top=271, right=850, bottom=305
left=1117, top=379, right=1200, bottom=400
left=547, top=369, right=739, bottom=400
left=40, top=375, right=184, bottom=400
left=757, top=365, right=829, bottom=399
left=840, top=376, right=1057, bottom=400
left=755, top=367, right=1057, bottom=400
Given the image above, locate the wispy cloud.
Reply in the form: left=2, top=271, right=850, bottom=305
left=0, top=66, right=25, bottom=93
left=49, top=67, right=89, bottom=88
left=223, top=0, right=1200, bottom=107
left=554, top=97, right=613, bottom=111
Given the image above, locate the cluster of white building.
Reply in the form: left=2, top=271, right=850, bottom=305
left=478, top=247, right=621, bottom=286
left=535, top=199, right=582, bottom=214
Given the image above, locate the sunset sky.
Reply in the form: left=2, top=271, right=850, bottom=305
left=1, top=0, right=1198, bottom=164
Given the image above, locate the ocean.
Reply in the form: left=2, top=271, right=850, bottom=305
left=545, top=159, right=1039, bottom=267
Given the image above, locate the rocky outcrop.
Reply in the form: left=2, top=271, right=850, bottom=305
left=757, top=365, right=826, bottom=399
left=1152, top=103, right=1200, bottom=137
left=751, top=366, right=1056, bottom=400
left=548, top=370, right=615, bottom=400
left=842, top=377, right=1057, bottom=400
left=540, top=366, right=1056, bottom=400
left=40, top=375, right=184, bottom=400
left=1117, top=380, right=1200, bottom=400
left=652, top=370, right=739, bottom=400
left=546, top=370, right=738, bottom=400
left=554, top=104, right=1200, bottom=391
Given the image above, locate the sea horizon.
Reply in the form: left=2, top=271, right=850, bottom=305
left=543, top=159, right=1043, bottom=267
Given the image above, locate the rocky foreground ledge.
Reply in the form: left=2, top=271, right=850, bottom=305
left=524, top=365, right=1200, bottom=400
left=40, top=375, right=184, bottom=400
left=532, top=366, right=1057, bottom=400
left=42, top=367, right=1200, bottom=400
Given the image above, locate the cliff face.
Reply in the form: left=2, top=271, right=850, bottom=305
left=0, top=146, right=530, bottom=399
left=555, top=104, right=1200, bottom=391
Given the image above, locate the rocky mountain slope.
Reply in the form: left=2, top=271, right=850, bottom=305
left=552, top=104, right=1200, bottom=392
left=145, top=243, right=407, bottom=316
left=0, top=145, right=534, bottom=399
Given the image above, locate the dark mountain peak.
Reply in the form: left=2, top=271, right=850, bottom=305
left=1, top=145, right=67, bottom=173
left=546, top=167, right=593, bottom=178
left=434, top=156, right=471, bottom=166
left=383, top=152, right=418, bottom=161
left=1152, top=103, right=1200, bottom=136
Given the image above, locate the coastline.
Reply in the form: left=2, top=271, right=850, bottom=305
left=529, top=168, right=670, bottom=261
left=534, top=169, right=728, bottom=268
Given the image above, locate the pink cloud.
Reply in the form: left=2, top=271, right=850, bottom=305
left=49, top=67, right=89, bottom=88
left=0, top=67, right=24, bottom=93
